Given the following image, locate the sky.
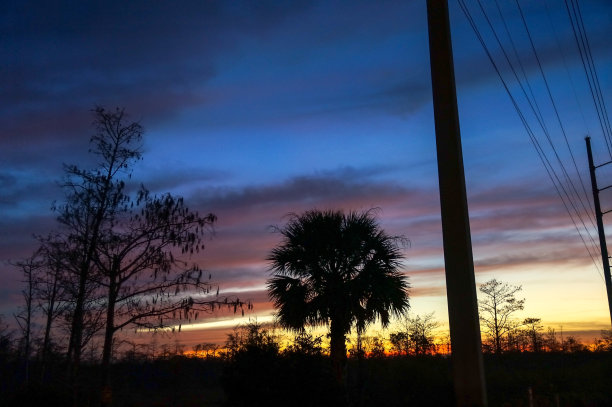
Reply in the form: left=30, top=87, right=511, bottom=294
left=2, top=0, right=612, bottom=348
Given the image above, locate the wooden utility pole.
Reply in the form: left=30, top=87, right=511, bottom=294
left=426, top=1, right=487, bottom=406
left=585, top=136, right=612, bottom=326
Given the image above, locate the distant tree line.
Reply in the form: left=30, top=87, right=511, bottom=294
left=476, top=278, right=612, bottom=354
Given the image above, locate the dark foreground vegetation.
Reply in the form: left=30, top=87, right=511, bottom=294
left=1, top=350, right=611, bottom=407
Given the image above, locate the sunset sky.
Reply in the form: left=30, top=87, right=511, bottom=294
left=2, top=0, right=612, bottom=347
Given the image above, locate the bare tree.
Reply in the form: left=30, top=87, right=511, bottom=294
left=522, top=317, right=544, bottom=352
left=0, top=315, right=13, bottom=361
left=12, top=255, right=42, bottom=385
left=56, top=107, right=144, bottom=378
left=48, top=107, right=248, bottom=406
left=366, top=336, right=387, bottom=358
left=564, top=336, right=586, bottom=352
left=389, top=312, right=439, bottom=355
left=593, top=330, right=612, bottom=352
left=29, top=107, right=245, bottom=406
left=225, top=321, right=280, bottom=357
left=389, top=331, right=410, bottom=356
left=283, top=331, right=323, bottom=356
left=543, top=327, right=561, bottom=352
left=478, top=279, right=525, bottom=354
left=33, top=235, right=72, bottom=376
left=92, top=187, right=242, bottom=390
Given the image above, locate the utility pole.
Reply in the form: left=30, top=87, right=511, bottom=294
left=426, top=1, right=487, bottom=406
left=585, top=136, right=612, bottom=326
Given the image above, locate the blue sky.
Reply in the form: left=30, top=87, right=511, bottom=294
left=2, top=0, right=612, bottom=346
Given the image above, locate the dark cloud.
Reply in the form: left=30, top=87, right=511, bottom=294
left=1, top=0, right=318, bottom=141
left=134, top=168, right=232, bottom=196
left=0, top=171, right=62, bottom=213
left=474, top=249, right=592, bottom=271
left=0, top=0, right=430, bottom=202
left=192, top=168, right=431, bottom=217
left=0, top=172, right=18, bottom=202
left=370, top=80, right=432, bottom=117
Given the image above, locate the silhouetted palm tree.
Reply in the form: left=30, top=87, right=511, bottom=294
left=267, top=209, right=410, bottom=382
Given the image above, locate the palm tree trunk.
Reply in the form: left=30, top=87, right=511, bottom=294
left=329, top=319, right=347, bottom=384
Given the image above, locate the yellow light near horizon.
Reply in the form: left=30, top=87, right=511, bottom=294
left=173, top=314, right=276, bottom=331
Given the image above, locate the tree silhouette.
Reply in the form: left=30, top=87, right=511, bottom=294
left=47, top=107, right=247, bottom=405
left=94, top=187, right=225, bottom=391
left=12, top=255, right=40, bottom=386
left=19, top=235, right=74, bottom=379
left=478, top=278, right=525, bottom=354
left=389, top=312, right=439, bottom=356
left=522, top=317, right=544, bottom=352
left=267, top=209, right=409, bottom=382
left=57, top=107, right=144, bottom=377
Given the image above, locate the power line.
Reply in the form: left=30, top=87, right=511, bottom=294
left=493, top=0, right=546, bottom=135
left=574, top=0, right=612, bottom=149
left=456, top=0, right=604, bottom=278
left=543, top=0, right=591, bottom=143
left=514, top=0, right=597, bottom=235
left=564, top=0, right=612, bottom=157
left=542, top=0, right=599, bottom=232
left=473, top=0, right=600, bottom=257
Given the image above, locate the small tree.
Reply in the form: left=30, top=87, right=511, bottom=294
left=522, top=317, right=544, bottom=352
left=389, top=331, right=410, bottom=356
left=284, top=331, right=323, bottom=356
left=407, top=313, right=439, bottom=355
left=34, top=236, right=72, bottom=376
left=593, top=330, right=612, bottom=352
left=0, top=316, right=13, bottom=359
left=367, top=336, right=387, bottom=358
left=349, top=334, right=387, bottom=358
left=193, top=343, right=220, bottom=358
left=478, top=279, right=524, bottom=354
left=12, top=255, right=41, bottom=385
left=225, top=321, right=280, bottom=357
left=564, top=336, right=586, bottom=352
left=389, top=312, right=439, bottom=355
left=542, top=327, right=560, bottom=352
left=505, top=327, right=528, bottom=352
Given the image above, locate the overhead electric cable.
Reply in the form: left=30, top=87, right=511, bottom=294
left=543, top=0, right=595, bottom=219
left=489, top=0, right=598, bottom=243
left=543, top=0, right=591, bottom=142
left=480, top=0, right=597, bottom=239
left=457, top=0, right=604, bottom=276
left=514, top=0, right=597, bottom=235
left=564, top=0, right=612, bottom=157
left=483, top=0, right=599, bottom=245
left=573, top=0, right=612, bottom=148
left=493, top=0, right=547, bottom=138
